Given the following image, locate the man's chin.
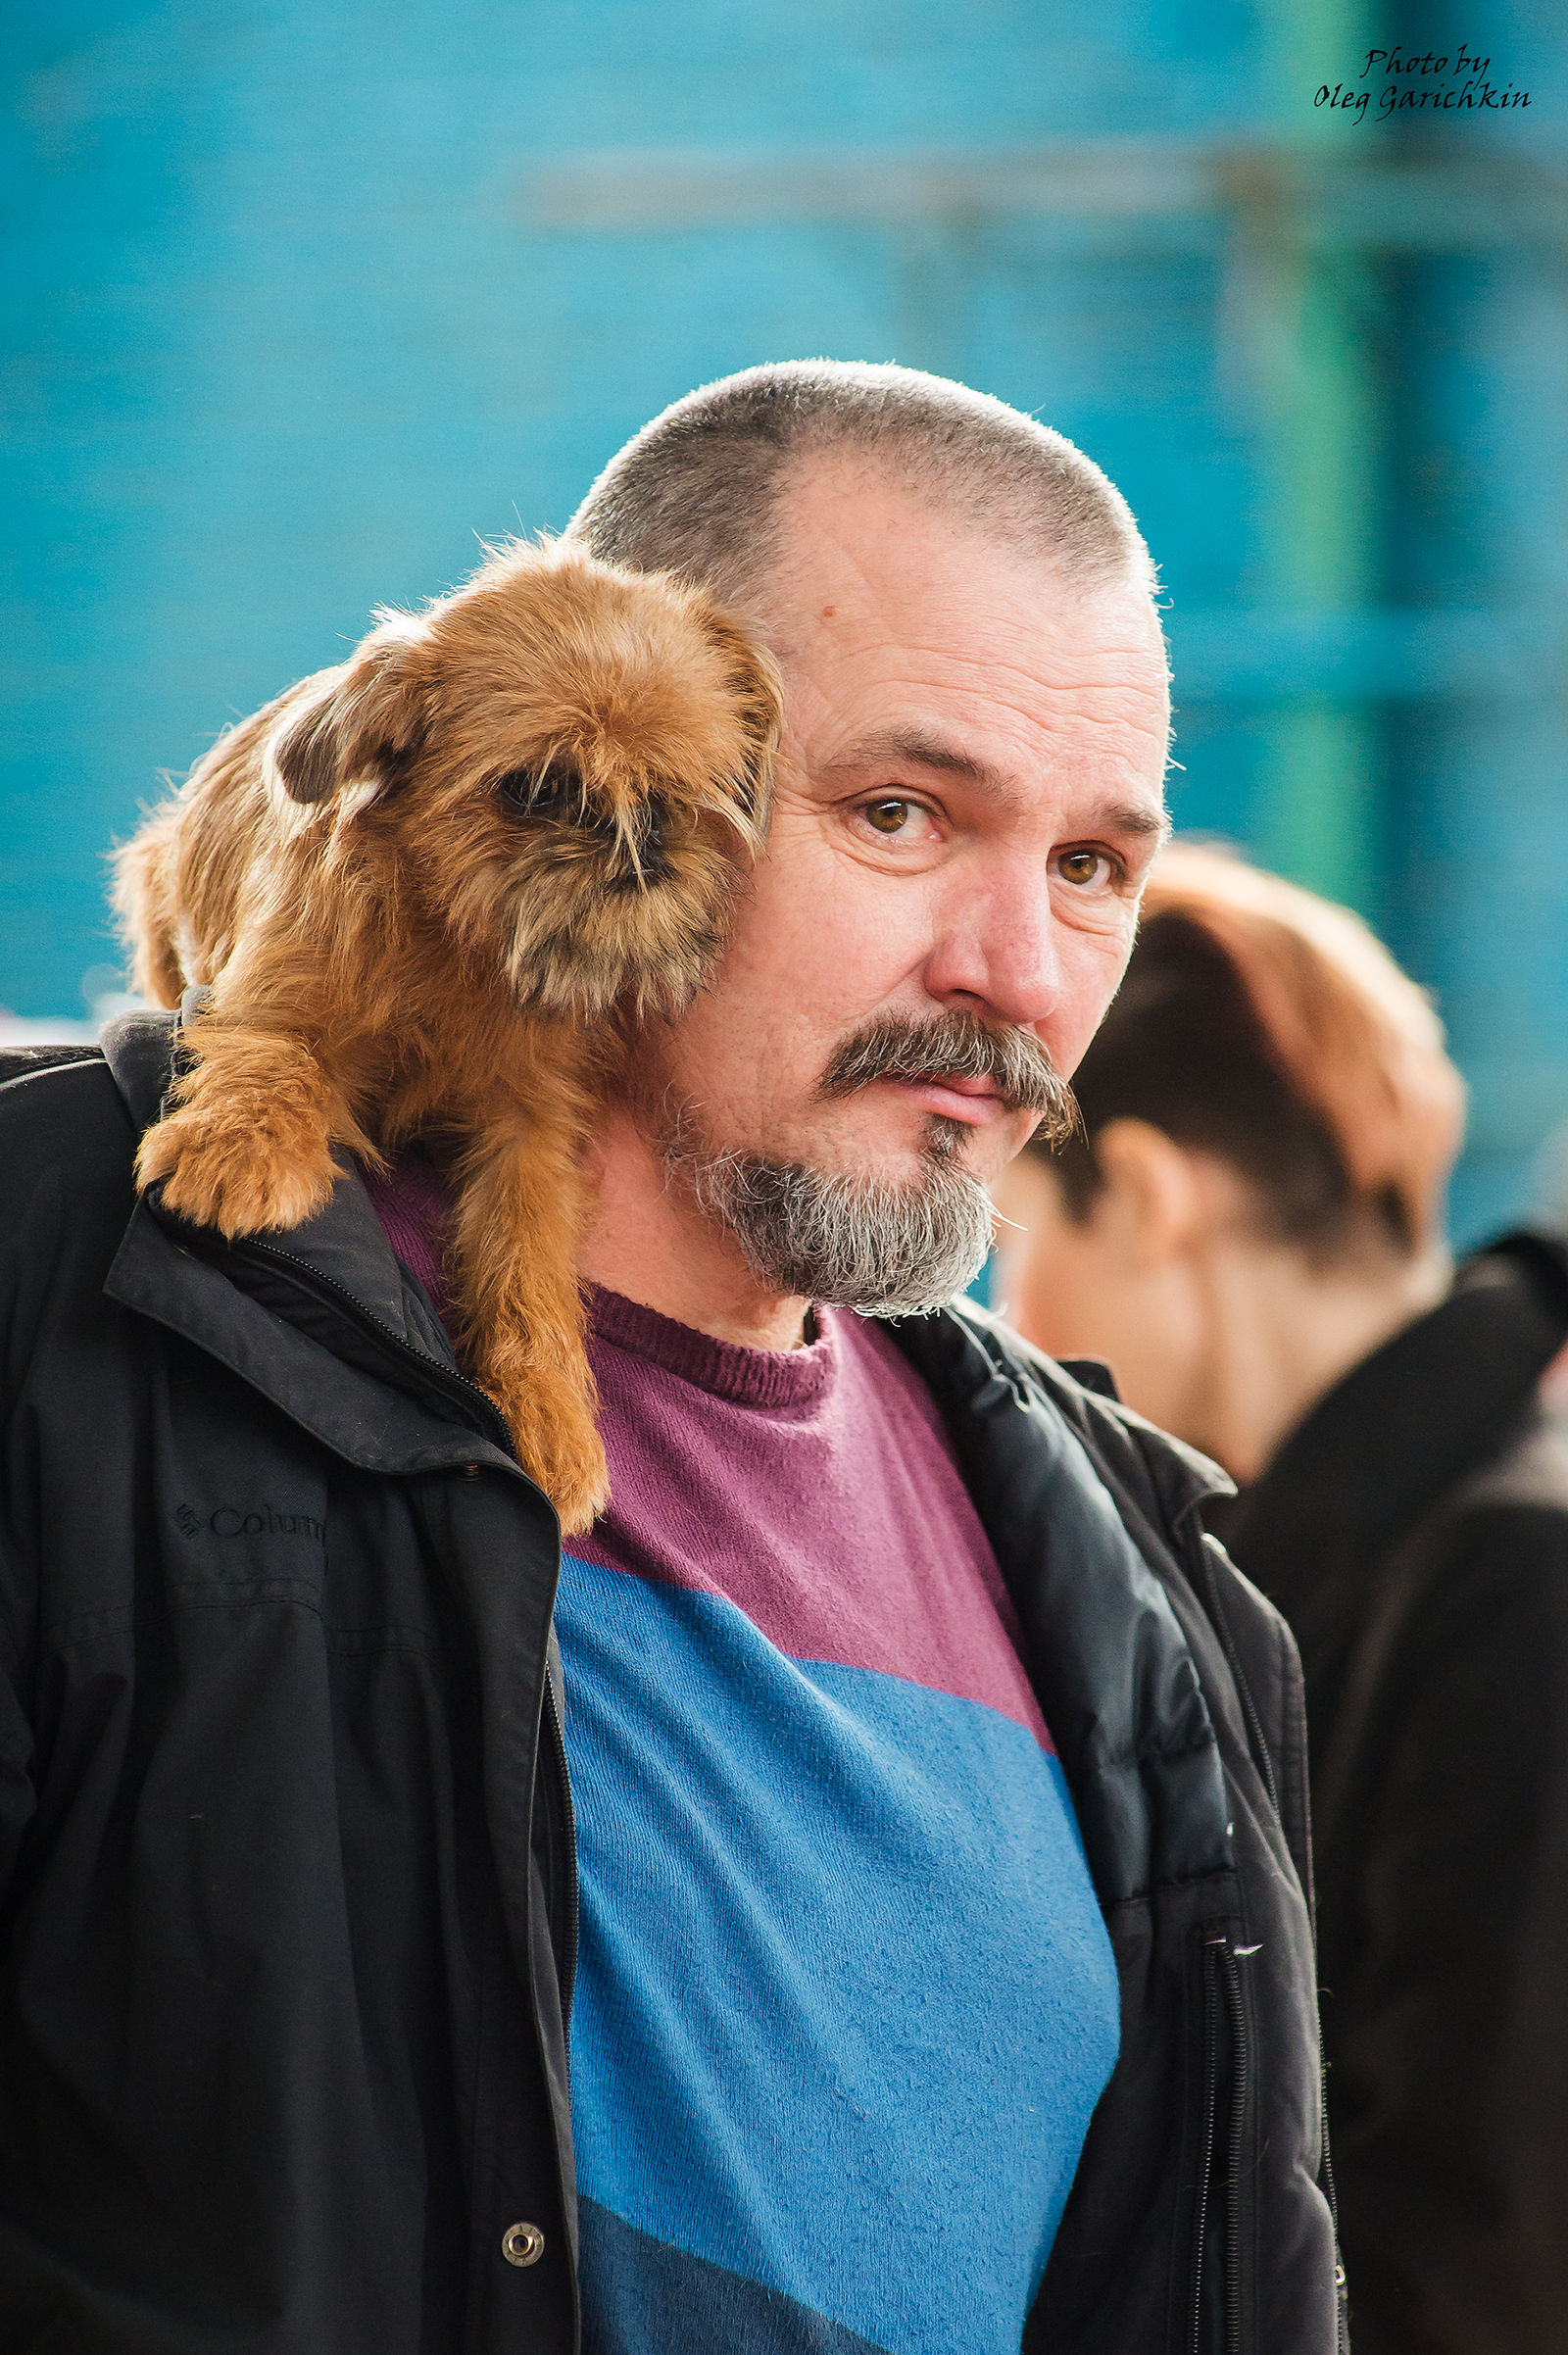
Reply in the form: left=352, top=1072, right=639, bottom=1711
left=657, top=1102, right=996, bottom=1318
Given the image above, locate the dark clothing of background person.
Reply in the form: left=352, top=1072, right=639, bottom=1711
left=0, top=1024, right=1345, bottom=2355
left=1211, top=1230, right=1568, bottom=2355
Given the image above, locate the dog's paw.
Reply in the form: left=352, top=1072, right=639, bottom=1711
left=138, top=1103, right=339, bottom=1238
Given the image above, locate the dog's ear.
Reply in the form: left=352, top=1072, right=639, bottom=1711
left=265, top=616, right=426, bottom=807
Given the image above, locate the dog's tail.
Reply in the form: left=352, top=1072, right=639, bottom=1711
left=110, top=698, right=289, bottom=1007
left=109, top=804, right=186, bottom=1009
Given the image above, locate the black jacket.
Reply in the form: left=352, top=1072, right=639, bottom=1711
left=0, top=1018, right=1343, bottom=2355
left=1215, top=1233, right=1568, bottom=2355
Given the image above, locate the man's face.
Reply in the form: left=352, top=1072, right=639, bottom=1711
left=628, top=464, right=1171, bottom=1199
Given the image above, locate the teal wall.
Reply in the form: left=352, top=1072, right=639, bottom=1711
left=4, top=0, right=1565, bottom=1238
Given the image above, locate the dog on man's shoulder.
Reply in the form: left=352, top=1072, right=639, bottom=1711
left=112, top=539, right=782, bottom=1532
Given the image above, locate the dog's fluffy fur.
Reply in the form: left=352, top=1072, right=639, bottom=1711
left=113, top=540, right=782, bottom=1531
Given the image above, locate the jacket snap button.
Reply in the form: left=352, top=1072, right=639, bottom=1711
left=502, top=2220, right=546, bottom=2268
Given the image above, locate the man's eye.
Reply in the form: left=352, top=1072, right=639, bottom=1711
left=863, top=798, right=917, bottom=836
left=1056, top=848, right=1115, bottom=890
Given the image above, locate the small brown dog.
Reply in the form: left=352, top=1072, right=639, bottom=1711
left=113, top=539, right=782, bottom=1531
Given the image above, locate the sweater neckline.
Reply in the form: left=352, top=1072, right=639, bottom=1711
left=587, top=1285, right=837, bottom=1409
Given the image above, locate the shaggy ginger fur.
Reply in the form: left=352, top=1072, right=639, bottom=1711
left=113, top=540, right=782, bottom=1531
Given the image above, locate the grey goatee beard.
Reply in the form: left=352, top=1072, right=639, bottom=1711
left=659, top=1011, right=1078, bottom=1319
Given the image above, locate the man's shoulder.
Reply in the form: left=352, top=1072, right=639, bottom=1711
left=1, top=1046, right=129, bottom=1148
left=1001, top=1315, right=1303, bottom=1670
left=902, top=1299, right=1305, bottom=1700
left=929, top=1300, right=1235, bottom=1535
left=0, top=1047, right=140, bottom=1236
left=0, top=1011, right=179, bottom=1209
left=0, top=1043, right=107, bottom=1090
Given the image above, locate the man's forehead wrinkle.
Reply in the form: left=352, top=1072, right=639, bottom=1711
left=820, top=711, right=1169, bottom=802
left=804, top=635, right=1170, bottom=735
left=815, top=655, right=1170, bottom=727
left=774, top=469, right=1160, bottom=652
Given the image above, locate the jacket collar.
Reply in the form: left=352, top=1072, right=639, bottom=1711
left=98, top=1009, right=520, bottom=1483
left=101, top=1005, right=434, bottom=1342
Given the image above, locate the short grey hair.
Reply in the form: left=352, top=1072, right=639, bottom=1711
left=566, top=359, right=1156, bottom=608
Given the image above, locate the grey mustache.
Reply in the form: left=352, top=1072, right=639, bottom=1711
left=815, top=1013, right=1079, bottom=1145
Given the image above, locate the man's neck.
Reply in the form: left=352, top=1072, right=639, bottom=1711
left=579, top=1100, right=811, bottom=1352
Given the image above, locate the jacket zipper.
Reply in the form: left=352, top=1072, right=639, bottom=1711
left=1320, top=2048, right=1349, bottom=2349
left=241, top=1237, right=525, bottom=1449
left=1189, top=1518, right=1348, bottom=2334
left=1189, top=1938, right=1221, bottom=2355
left=1191, top=1933, right=1249, bottom=2355
left=1219, top=1939, right=1249, bottom=2355
left=233, top=1235, right=583, bottom=2019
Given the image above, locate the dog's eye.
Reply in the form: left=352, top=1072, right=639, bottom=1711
left=497, top=767, right=582, bottom=818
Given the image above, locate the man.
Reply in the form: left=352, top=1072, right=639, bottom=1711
left=0, top=363, right=1342, bottom=2353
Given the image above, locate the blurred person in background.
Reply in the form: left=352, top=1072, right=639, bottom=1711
left=993, top=843, right=1568, bottom=2355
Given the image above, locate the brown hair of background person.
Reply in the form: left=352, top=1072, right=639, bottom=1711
left=994, top=842, right=1568, bottom=2355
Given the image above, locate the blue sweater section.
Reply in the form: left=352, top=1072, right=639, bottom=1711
left=557, top=1553, right=1120, bottom=2355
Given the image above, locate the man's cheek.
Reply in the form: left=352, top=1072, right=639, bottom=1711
left=1055, top=950, right=1133, bottom=1074
left=1080, top=919, right=1140, bottom=1008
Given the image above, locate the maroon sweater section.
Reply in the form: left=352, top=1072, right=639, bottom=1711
left=360, top=1152, right=1050, bottom=1746
left=574, top=1284, right=1051, bottom=1744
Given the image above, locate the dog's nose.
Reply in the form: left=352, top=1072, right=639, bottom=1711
left=603, top=801, right=671, bottom=892
left=608, top=843, right=674, bottom=893
left=629, top=800, right=674, bottom=886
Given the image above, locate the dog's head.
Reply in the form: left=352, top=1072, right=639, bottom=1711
left=265, top=541, right=782, bottom=1019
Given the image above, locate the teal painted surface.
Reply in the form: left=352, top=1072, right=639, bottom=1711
left=4, top=0, right=1565, bottom=1238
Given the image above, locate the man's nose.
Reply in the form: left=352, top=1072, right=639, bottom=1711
left=920, top=873, right=1065, bottom=1032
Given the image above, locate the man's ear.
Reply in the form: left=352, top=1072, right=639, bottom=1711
left=1094, top=1118, right=1206, bottom=1268
left=264, top=615, right=426, bottom=808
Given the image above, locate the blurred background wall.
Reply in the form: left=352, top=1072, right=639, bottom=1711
left=3, top=0, right=1564, bottom=1241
